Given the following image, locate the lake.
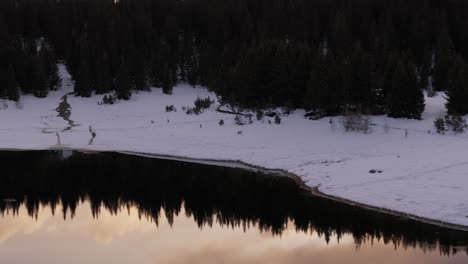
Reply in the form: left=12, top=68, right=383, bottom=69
left=0, top=150, right=467, bottom=264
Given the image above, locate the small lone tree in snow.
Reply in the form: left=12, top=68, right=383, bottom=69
left=256, top=110, right=264, bottom=121
left=434, top=117, right=446, bottom=134
left=165, top=105, right=176, bottom=112
left=274, top=115, right=281, bottom=124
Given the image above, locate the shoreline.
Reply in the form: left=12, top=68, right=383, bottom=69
left=3, top=146, right=468, bottom=232
left=121, top=150, right=468, bottom=233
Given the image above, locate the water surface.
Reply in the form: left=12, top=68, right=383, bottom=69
left=0, top=151, right=467, bottom=264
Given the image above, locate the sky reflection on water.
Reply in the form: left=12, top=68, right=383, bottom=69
left=0, top=202, right=467, bottom=264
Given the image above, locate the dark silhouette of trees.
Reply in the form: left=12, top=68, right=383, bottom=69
left=0, top=150, right=467, bottom=256
left=446, top=57, right=468, bottom=115
left=6, top=64, right=20, bottom=101
left=74, top=61, right=92, bottom=97
left=1, top=0, right=468, bottom=116
left=116, top=59, right=132, bottom=100
left=387, top=53, right=425, bottom=119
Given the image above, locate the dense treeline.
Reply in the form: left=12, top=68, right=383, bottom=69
left=1, top=0, right=468, bottom=118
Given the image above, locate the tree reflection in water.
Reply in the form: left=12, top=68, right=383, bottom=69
left=0, top=150, right=467, bottom=256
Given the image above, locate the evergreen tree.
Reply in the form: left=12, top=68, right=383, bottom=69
left=95, top=54, right=112, bottom=94
left=6, top=65, right=20, bottom=102
left=161, top=63, right=175, bottom=95
left=116, top=60, right=132, bottom=100
left=133, top=57, right=150, bottom=91
left=30, top=56, right=48, bottom=98
left=40, top=42, right=61, bottom=90
left=433, top=16, right=454, bottom=91
left=74, top=62, right=92, bottom=97
left=387, top=55, right=425, bottom=119
left=47, top=61, right=61, bottom=91
left=0, top=68, right=5, bottom=98
left=445, top=57, right=468, bottom=115
left=304, top=54, right=345, bottom=115
left=348, top=44, right=372, bottom=113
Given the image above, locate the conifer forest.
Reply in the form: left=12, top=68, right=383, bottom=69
left=1, top=0, right=468, bottom=118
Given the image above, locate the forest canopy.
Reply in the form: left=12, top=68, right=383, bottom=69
left=1, top=0, right=468, bottom=118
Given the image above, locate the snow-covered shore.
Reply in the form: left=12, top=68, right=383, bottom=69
left=1, top=65, right=468, bottom=229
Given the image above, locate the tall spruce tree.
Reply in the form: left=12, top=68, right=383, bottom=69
left=31, top=56, right=48, bottom=98
left=433, top=16, right=454, bottom=91
left=0, top=69, right=5, bottom=98
left=304, top=54, right=345, bottom=115
left=387, top=55, right=425, bottom=119
left=74, top=62, right=92, bottom=97
left=445, top=57, right=468, bottom=115
left=40, top=42, right=61, bottom=90
left=95, top=54, right=112, bottom=94
left=133, top=56, right=150, bottom=91
left=161, top=63, right=175, bottom=95
left=116, top=60, right=132, bottom=100
left=348, top=44, right=372, bottom=113
left=6, top=64, right=20, bottom=102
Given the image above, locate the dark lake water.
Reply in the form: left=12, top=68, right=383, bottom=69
left=0, top=150, right=467, bottom=264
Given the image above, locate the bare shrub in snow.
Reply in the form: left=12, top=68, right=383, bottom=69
left=194, top=96, right=213, bottom=110
left=15, top=101, right=24, bottom=110
left=0, top=101, right=8, bottom=110
left=445, top=115, right=467, bottom=134
left=185, top=106, right=200, bottom=115
left=274, top=115, right=281, bottom=124
left=185, top=97, right=214, bottom=115
left=434, top=117, right=447, bottom=134
left=435, top=115, right=467, bottom=134
left=234, top=115, right=246, bottom=125
left=102, top=94, right=116, bottom=105
left=165, top=105, right=176, bottom=112
left=256, top=110, right=264, bottom=121
left=281, top=107, right=293, bottom=116
left=342, top=112, right=371, bottom=133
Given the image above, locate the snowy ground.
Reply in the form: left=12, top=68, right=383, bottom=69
left=1, top=65, right=468, bottom=228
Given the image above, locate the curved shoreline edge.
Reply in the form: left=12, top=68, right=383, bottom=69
left=118, top=150, right=468, bottom=233
left=3, top=146, right=468, bottom=232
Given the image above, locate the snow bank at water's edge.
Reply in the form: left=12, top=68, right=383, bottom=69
left=1, top=64, right=468, bottom=229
